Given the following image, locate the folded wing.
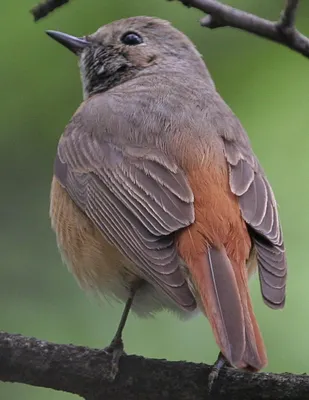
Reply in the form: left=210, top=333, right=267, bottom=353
left=54, top=121, right=196, bottom=311
left=224, top=139, right=287, bottom=309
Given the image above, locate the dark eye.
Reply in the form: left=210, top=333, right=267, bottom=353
left=121, top=32, right=143, bottom=46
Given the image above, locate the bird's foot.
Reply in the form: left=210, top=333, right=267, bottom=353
left=208, top=352, right=230, bottom=392
left=103, top=338, right=125, bottom=381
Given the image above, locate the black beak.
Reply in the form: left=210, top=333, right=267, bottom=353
left=46, top=30, right=89, bottom=55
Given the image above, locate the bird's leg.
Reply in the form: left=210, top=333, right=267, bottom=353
left=103, top=282, right=140, bottom=380
left=208, top=352, right=230, bottom=392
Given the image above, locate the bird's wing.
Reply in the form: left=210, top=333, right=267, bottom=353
left=54, top=118, right=196, bottom=311
left=223, top=137, right=287, bottom=309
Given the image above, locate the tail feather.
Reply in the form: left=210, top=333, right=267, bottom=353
left=195, top=247, right=245, bottom=365
left=241, top=286, right=268, bottom=370
left=193, top=246, right=267, bottom=370
left=230, top=258, right=267, bottom=370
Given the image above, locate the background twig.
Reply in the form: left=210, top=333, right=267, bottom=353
left=180, top=0, right=309, bottom=59
left=279, top=0, right=300, bottom=30
left=31, top=0, right=70, bottom=21
left=0, top=331, right=309, bottom=400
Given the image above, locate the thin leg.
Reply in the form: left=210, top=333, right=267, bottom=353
left=208, top=352, right=230, bottom=392
left=103, top=284, right=139, bottom=380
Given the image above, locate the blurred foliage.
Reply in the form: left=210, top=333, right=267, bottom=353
left=1, top=0, right=309, bottom=398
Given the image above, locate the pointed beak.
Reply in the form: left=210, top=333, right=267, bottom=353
left=46, top=30, right=90, bottom=55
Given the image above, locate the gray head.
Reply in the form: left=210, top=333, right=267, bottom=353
left=46, top=16, right=211, bottom=98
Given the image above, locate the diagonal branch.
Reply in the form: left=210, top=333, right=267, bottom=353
left=0, top=331, right=309, bottom=400
left=171, top=0, right=309, bottom=59
left=31, top=0, right=70, bottom=21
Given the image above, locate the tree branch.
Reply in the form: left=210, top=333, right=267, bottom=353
left=31, top=0, right=70, bottom=21
left=279, top=0, right=300, bottom=30
left=0, top=331, right=309, bottom=399
left=173, top=0, right=309, bottom=59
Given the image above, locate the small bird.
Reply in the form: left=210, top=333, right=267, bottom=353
left=47, top=16, right=287, bottom=380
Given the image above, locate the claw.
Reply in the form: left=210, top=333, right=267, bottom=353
left=103, top=339, right=125, bottom=381
left=208, top=352, right=229, bottom=392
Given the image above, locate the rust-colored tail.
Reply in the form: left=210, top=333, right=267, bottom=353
left=192, top=246, right=267, bottom=370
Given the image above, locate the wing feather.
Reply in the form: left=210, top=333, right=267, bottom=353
left=55, top=122, right=196, bottom=311
left=224, top=139, right=287, bottom=309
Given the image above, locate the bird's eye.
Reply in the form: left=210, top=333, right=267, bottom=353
left=121, top=32, right=143, bottom=46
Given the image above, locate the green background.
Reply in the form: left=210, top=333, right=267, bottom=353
left=1, top=0, right=309, bottom=398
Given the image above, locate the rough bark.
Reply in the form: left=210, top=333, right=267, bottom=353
left=1, top=331, right=309, bottom=399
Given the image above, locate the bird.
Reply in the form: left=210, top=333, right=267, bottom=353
left=46, top=16, right=287, bottom=381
